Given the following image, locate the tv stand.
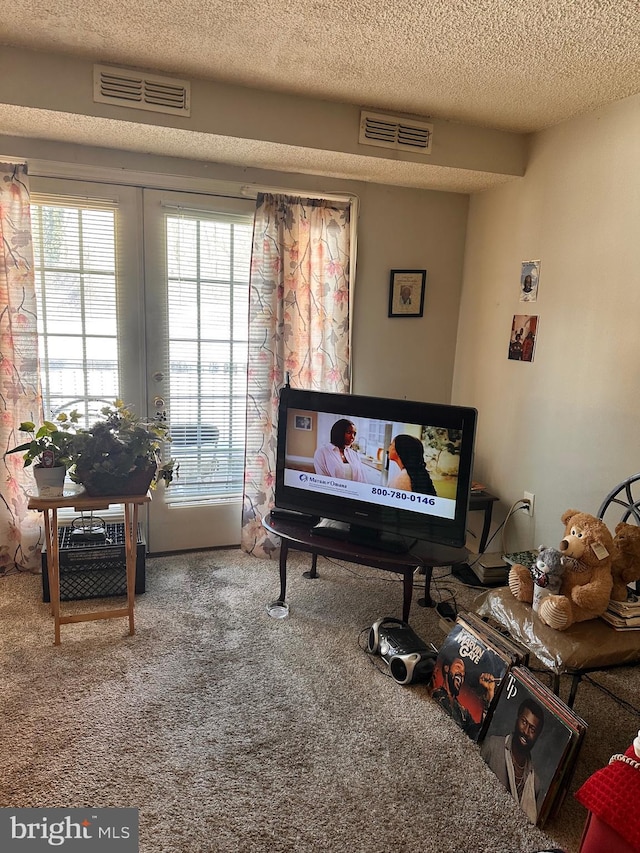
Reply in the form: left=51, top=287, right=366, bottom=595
left=311, top=518, right=412, bottom=554
left=263, top=512, right=470, bottom=622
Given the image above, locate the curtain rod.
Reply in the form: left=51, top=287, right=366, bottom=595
left=239, top=184, right=355, bottom=203
left=0, top=156, right=358, bottom=205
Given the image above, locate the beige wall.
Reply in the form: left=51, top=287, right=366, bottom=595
left=354, top=183, right=468, bottom=402
left=0, top=46, right=526, bottom=188
left=286, top=410, right=318, bottom=459
left=453, top=92, right=640, bottom=549
left=0, top=134, right=468, bottom=413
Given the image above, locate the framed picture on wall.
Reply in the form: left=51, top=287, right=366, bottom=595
left=508, top=314, right=539, bottom=362
left=388, top=269, right=426, bottom=317
left=520, top=260, right=540, bottom=302
left=294, top=415, right=313, bottom=431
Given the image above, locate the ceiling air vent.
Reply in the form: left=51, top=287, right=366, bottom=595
left=359, top=111, right=433, bottom=155
left=93, top=64, right=191, bottom=117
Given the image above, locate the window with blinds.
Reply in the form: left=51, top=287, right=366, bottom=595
left=31, top=196, right=120, bottom=425
left=164, top=211, right=252, bottom=503
left=31, top=193, right=253, bottom=506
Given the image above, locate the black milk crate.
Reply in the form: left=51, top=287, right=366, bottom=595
left=41, top=523, right=146, bottom=603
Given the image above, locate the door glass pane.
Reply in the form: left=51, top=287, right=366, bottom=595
left=31, top=200, right=120, bottom=423
left=165, top=213, right=251, bottom=503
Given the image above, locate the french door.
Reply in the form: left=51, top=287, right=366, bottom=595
left=143, top=189, right=253, bottom=551
left=31, top=177, right=254, bottom=552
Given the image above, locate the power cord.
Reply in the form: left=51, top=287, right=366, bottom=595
left=428, top=575, right=460, bottom=616
left=321, top=553, right=459, bottom=637
left=527, top=667, right=640, bottom=718
left=318, top=554, right=406, bottom=584
left=465, top=500, right=531, bottom=570
left=582, top=674, right=640, bottom=718
left=500, top=498, right=535, bottom=556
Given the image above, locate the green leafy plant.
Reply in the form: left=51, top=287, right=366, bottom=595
left=69, top=400, right=176, bottom=494
left=5, top=411, right=81, bottom=469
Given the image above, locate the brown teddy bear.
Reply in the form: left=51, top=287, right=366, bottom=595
left=508, top=509, right=614, bottom=630
left=610, top=522, right=640, bottom=601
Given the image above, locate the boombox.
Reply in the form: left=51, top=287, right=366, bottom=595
left=367, top=617, right=437, bottom=685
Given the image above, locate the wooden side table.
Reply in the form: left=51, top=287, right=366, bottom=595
left=468, top=490, right=500, bottom=553
left=28, top=490, right=151, bottom=645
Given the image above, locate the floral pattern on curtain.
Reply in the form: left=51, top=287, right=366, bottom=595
left=0, top=163, right=43, bottom=574
left=242, top=193, right=351, bottom=557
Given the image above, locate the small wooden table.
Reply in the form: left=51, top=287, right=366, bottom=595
left=263, top=513, right=469, bottom=622
left=28, top=490, right=151, bottom=645
left=469, top=490, right=500, bottom=553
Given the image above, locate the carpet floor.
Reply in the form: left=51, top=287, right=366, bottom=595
left=2, top=548, right=639, bottom=852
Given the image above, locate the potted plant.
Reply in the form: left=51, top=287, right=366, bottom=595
left=69, top=400, right=175, bottom=496
left=5, top=411, right=81, bottom=497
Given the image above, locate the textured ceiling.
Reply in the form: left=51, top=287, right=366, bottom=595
left=1, top=1, right=640, bottom=190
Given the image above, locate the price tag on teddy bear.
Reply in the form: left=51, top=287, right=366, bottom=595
left=591, top=542, right=609, bottom=560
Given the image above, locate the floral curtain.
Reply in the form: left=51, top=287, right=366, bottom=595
left=0, top=163, right=43, bottom=574
left=241, top=193, right=351, bottom=557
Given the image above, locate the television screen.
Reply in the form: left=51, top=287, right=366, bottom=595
left=274, top=387, right=477, bottom=550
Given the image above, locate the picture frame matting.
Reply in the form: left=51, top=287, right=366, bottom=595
left=388, top=269, right=426, bottom=317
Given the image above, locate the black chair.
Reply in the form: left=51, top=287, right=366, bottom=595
left=597, top=472, right=640, bottom=595
left=598, top=472, right=640, bottom=525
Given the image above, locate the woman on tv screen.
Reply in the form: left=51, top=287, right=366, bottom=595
left=388, top=434, right=437, bottom=496
left=313, top=418, right=367, bottom=482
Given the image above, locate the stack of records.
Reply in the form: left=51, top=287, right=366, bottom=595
left=601, top=591, right=640, bottom=630
left=479, top=666, right=587, bottom=827
left=460, top=612, right=529, bottom=668
left=428, top=613, right=528, bottom=742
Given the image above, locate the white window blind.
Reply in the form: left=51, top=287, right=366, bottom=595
left=162, top=209, right=252, bottom=503
left=30, top=195, right=120, bottom=425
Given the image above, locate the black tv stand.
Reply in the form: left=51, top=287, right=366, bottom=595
left=310, top=518, right=412, bottom=554
left=263, top=512, right=470, bottom=621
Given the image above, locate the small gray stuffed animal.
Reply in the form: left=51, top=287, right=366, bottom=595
left=531, top=547, right=567, bottom=613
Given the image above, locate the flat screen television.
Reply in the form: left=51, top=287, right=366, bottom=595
left=274, top=386, right=477, bottom=551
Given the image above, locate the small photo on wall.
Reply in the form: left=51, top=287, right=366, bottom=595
left=520, top=260, right=540, bottom=302
left=294, top=415, right=313, bottom=430
left=508, top=314, right=538, bottom=362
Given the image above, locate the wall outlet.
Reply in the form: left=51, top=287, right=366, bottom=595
left=523, top=491, right=535, bottom=515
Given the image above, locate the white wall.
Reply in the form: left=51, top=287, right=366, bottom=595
left=453, top=93, right=640, bottom=550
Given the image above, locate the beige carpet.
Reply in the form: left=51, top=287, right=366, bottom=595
left=2, top=549, right=638, bottom=852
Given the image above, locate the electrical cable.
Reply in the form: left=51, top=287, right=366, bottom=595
left=320, top=554, right=405, bottom=584
left=501, top=498, right=534, bottom=555
left=582, top=675, right=640, bottom=718
left=465, top=500, right=530, bottom=570
left=428, top=574, right=460, bottom=614
left=312, top=552, right=462, bottom=630
left=289, top=507, right=532, bottom=618
left=526, top=667, right=640, bottom=718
